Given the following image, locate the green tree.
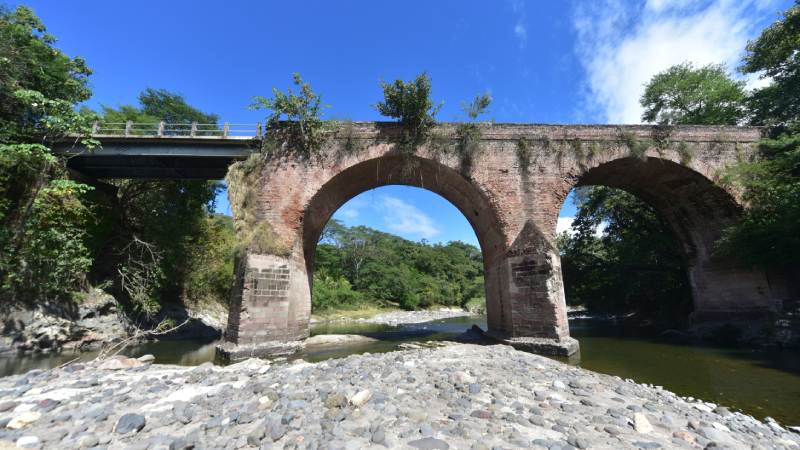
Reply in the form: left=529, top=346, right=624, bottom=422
left=375, top=72, right=441, bottom=154
left=640, top=62, right=747, bottom=125
left=741, top=2, right=800, bottom=131
left=558, top=188, right=692, bottom=319
left=250, top=73, right=327, bottom=157
left=312, top=222, right=484, bottom=312
left=97, top=91, right=226, bottom=314
left=718, top=2, right=800, bottom=266
left=0, top=6, right=96, bottom=305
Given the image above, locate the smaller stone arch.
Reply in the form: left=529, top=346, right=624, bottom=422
left=558, top=155, right=779, bottom=320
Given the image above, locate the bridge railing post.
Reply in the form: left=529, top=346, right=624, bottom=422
left=157, top=121, right=165, bottom=137
left=91, top=121, right=99, bottom=135
left=124, top=121, right=132, bottom=137
left=190, top=122, right=197, bottom=137
left=223, top=122, right=230, bottom=138
left=256, top=122, right=262, bottom=138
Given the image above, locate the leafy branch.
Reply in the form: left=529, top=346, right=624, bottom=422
left=250, top=73, right=329, bottom=159
left=374, top=72, right=442, bottom=156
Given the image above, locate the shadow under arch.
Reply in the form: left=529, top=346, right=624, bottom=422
left=569, top=156, right=774, bottom=319
left=301, top=153, right=510, bottom=332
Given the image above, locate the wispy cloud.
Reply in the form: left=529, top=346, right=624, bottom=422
left=573, top=0, right=778, bottom=124
left=556, top=216, right=607, bottom=237
left=381, top=196, right=441, bottom=239
left=509, top=0, right=528, bottom=49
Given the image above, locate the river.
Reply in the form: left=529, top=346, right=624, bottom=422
left=1, top=315, right=799, bottom=425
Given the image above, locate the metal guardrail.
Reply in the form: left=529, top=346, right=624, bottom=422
left=90, top=121, right=262, bottom=138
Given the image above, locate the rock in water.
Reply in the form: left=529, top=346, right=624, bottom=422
left=99, top=356, right=144, bottom=370
left=633, top=413, right=653, bottom=433
left=114, top=413, right=146, bottom=434
left=137, top=354, right=155, bottom=363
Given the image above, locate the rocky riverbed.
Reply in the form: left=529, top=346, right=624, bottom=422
left=0, top=343, right=798, bottom=450
left=365, top=309, right=473, bottom=326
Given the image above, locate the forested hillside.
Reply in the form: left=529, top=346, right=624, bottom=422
left=312, top=220, right=485, bottom=312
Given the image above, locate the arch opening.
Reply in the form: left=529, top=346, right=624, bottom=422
left=557, top=156, right=775, bottom=325
left=301, top=154, right=510, bottom=333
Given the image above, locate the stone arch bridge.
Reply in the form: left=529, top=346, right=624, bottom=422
left=57, top=122, right=789, bottom=359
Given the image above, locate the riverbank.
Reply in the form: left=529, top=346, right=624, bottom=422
left=0, top=289, right=225, bottom=357
left=1, top=344, right=798, bottom=449
left=311, top=307, right=474, bottom=326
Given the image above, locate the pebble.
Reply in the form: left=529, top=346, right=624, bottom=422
left=634, top=412, right=654, bottom=433
left=114, top=413, right=146, bottom=434
left=0, top=344, right=793, bottom=449
left=6, top=411, right=40, bottom=429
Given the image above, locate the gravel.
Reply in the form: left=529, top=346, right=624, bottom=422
left=0, top=343, right=797, bottom=449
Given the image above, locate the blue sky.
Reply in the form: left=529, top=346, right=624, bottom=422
left=22, top=0, right=790, bottom=248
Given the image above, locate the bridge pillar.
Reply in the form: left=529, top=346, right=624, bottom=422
left=482, top=218, right=579, bottom=356
left=216, top=250, right=311, bottom=360
left=688, top=256, right=780, bottom=322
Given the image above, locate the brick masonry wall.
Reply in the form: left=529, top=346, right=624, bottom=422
left=224, top=123, right=786, bottom=350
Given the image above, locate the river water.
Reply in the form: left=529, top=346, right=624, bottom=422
left=2, top=315, right=799, bottom=425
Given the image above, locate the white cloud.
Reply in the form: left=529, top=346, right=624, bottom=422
left=573, top=0, right=778, bottom=124
left=338, top=208, right=359, bottom=219
left=509, top=0, right=528, bottom=49
left=514, top=24, right=528, bottom=47
left=556, top=216, right=608, bottom=237
left=381, top=196, right=441, bottom=239
left=557, top=217, right=576, bottom=235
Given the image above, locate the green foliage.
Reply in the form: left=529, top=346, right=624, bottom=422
left=619, top=131, right=650, bottom=160
left=740, top=2, right=800, bottom=130
left=461, top=93, right=492, bottom=120
left=677, top=141, right=694, bottom=164
left=713, top=2, right=800, bottom=268
left=374, top=73, right=442, bottom=155
left=558, top=187, right=692, bottom=319
left=464, top=296, right=486, bottom=314
left=250, top=73, right=328, bottom=158
left=2, top=178, right=94, bottom=302
left=516, top=138, right=533, bottom=172
left=314, top=221, right=484, bottom=311
left=312, top=275, right=364, bottom=311
left=138, top=88, right=219, bottom=124
left=0, top=6, right=92, bottom=142
left=718, top=134, right=800, bottom=267
left=97, top=93, right=224, bottom=314
left=640, top=62, right=747, bottom=125
left=454, top=93, right=492, bottom=174
left=185, top=214, right=236, bottom=306
left=0, top=7, right=97, bottom=306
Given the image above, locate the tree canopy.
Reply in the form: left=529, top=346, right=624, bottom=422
left=639, top=62, right=747, bottom=125
left=313, top=220, right=484, bottom=312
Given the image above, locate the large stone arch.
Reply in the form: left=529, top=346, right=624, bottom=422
left=217, top=123, right=783, bottom=360
left=300, top=154, right=511, bottom=335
